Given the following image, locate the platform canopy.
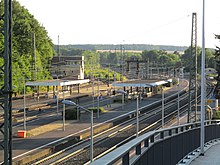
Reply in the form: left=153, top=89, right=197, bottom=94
left=112, top=79, right=172, bottom=88
left=25, top=79, right=90, bottom=87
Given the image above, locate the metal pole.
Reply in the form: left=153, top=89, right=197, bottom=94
left=63, top=88, right=65, bottom=131
left=90, top=110, right=93, bottom=162
left=162, top=87, right=164, bottom=128
left=108, top=63, right=110, bottom=86
left=76, top=99, right=79, bottom=121
left=122, top=93, right=124, bottom=110
left=2, top=0, right=13, bottom=163
left=195, top=13, right=198, bottom=122
left=56, top=85, right=59, bottom=115
left=33, top=33, right=37, bottom=82
left=97, top=78, right=100, bottom=118
left=136, top=96, right=139, bottom=137
left=200, top=0, right=205, bottom=156
left=177, top=78, right=180, bottom=125
left=23, top=82, right=26, bottom=130
left=92, top=77, right=94, bottom=108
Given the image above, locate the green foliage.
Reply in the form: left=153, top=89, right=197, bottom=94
left=56, top=44, right=187, bottom=52
left=181, top=46, right=215, bottom=71
left=57, top=47, right=84, bottom=56
left=212, top=110, right=220, bottom=120
left=158, top=53, right=180, bottom=66
left=141, top=50, right=181, bottom=66
left=87, top=107, right=106, bottom=113
left=172, top=78, right=178, bottom=85
left=65, top=109, right=77, bottom=120
left=0, top=1, right=54, bottom=94
left=142, top=50, right=161, bottom=62
left=84, top=68, right=122, bottom=81
left=83, top=51, right=100, bottom=69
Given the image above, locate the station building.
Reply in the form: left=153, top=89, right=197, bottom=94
left=51, top=56, right=85, bottom=80
left=25, top=55, right=89, bottom=100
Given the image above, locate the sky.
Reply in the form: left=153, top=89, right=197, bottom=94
left=17, top=0, right=220, bottom=48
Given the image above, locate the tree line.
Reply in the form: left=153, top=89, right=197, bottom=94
left=0, top=1, right=54, bottom=94
left=57, top=44, right=188, bottom=52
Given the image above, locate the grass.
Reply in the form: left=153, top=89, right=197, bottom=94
left=87, top=107, right=107, bottom=113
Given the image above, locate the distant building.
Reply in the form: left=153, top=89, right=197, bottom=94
left=51, top=56, right=84, bottom=80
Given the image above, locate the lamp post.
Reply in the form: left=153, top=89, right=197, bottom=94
left=136, top=95, right=139, bottom=137
left=23, top=81, right=26, bottom=131
left=56, top=79, right=59, bottom=115
left=161, top=86, right=165, bottom=128
left=62, top=88, right=65, bottom=131
left=92, top=76, right=95, bottom=108
left=200, top=0, right=205, bottom=155
left=62, top=100, right=94, bottom=162
left=177, top=78, right=180, bottom=125
left=97, top=78, right=100, bottom=118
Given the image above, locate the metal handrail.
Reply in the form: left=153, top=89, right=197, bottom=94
left=91, top=120, right=220, bottom=165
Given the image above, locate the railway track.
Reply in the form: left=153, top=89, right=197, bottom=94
left=30, top=83, right=197, bottom=164
left=12, top=80, right=214, bottom=165
left=3, top=93, right=106, bottom=131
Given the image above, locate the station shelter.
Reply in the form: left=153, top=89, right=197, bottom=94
left=112, top=78, right=172, bottom=98
left=25, top=79, right=90, bottom=98
left=24, top=79, right=90, bottom=111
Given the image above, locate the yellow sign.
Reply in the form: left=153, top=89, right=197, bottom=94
left=207, top=99, right=213, bottom=103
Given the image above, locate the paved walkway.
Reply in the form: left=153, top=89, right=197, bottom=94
left=190, top=143, right=220, bottom=165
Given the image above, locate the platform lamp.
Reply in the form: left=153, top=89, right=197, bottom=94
left=62, top=100, right=94, bottom=162
left=161, top=86, right=165, bottom=128
left=23, top=78, right=31, bottom=131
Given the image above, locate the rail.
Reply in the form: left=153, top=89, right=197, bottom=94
left=91, top=120, right=220, bottom=165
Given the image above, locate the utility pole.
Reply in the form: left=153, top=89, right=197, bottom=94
left=188, top=13, right=198, bottom=123
left=147, top=58, right=150, bottom=79
left=0, top=0, right=13, bottom=164
left=33, top=33, right=37, bottom=81
left=58, top=35, right=60, bottom=61
left=200, top=0, right=205, bottom=155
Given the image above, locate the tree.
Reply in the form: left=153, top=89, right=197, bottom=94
left=181, top=46, right=215, bottom=72
left=141, top=50, right=161, bottom=62
left=0, top=1, right=54, bottom=94
left=83, top=51, right=100, bottom=69
left=197, top=48, right=215, bottom=68
left=214, top=34, right=220, bottom=99
left=108, top=52, right=118, bottom=65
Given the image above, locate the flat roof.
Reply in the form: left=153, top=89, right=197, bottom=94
left=112, top=79, right=172, bottom=87
left=25, top=79, right=90, bottom=87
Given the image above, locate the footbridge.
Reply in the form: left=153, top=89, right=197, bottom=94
left=91, top=121, right=220, bottom=165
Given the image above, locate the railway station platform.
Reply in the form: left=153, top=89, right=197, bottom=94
left=190, top=143, right=220, bottom=165
left=0, top=79, right=188, bottom=164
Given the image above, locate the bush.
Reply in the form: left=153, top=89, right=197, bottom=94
left=87, top=107, right=106, bottom=113
left=172, top=78, right=178, bottom=85
left=212, top=110, right=220, bottom=119
left=65, top=109, right=78, bottom=120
